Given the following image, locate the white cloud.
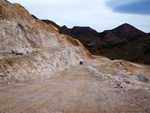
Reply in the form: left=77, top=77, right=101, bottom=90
left=8, top=0, right=150, bottom=32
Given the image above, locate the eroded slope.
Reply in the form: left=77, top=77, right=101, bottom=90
left=0, top=0, right=91, bottom=82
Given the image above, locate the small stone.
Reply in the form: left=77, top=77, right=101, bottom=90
left=0, top=73, right=4, bottom=76
left=79, top=61, right=83, bottom=65
left=123, top=78, right=131, bottom=84
left=137, top=74, right=149, bottom=83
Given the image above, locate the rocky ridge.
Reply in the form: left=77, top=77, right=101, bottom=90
left=42, top=19, right=150, bottom=64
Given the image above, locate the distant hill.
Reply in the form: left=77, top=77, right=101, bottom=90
left=41, top=18, right=150, bottom=64
left=102, top=34, right=150, bottom=64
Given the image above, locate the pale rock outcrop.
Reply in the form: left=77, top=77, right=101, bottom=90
left=0, top=0, right=91, bottom=82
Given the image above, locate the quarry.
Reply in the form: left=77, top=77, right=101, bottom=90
left=0, top=0, right=150, bottom=112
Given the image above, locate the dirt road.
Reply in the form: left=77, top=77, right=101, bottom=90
left=0, top=65, right=150, bottom=113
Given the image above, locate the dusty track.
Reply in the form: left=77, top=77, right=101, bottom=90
left=0, top=65, right=150, bottom=113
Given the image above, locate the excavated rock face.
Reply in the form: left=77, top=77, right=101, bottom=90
left=0, top=0, right=91, bottom=83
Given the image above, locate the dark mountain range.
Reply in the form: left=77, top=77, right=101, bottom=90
left=102, top=34, right=150, bottom=64
left=40, top=18, right=149, bottom=64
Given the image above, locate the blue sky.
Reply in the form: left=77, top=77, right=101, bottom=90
left=8, top=0, right=150, bottom=33
left=107, top=0, right=150, bottom=15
